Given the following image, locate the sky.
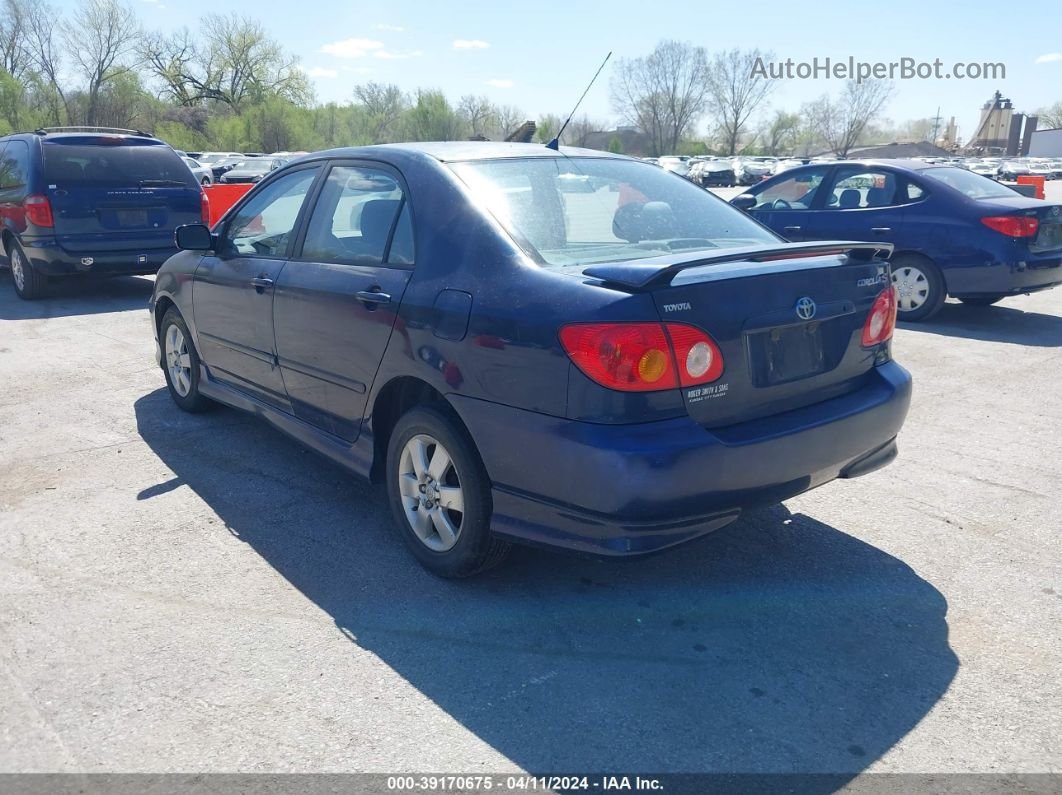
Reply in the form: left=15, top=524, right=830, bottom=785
left=60, top=0, right=1062, bottom=141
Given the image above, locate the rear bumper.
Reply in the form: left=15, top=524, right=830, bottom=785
left=946, top=256, right=1062, bottom=296
left=20, top=238, right=175, bottom=276
left=449, top=361, right=912, bottom=556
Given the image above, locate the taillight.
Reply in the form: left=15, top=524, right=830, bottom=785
left=862, top=286, right=897, bottom=347
left=981, top=215, right=1039, bottom=238
left=663, top=322, right=725, bottom=386
left=25, top=195, right=54, bottom=228
left=200, top=190, right=210, bottom=224
left=558, top=322, right=725, bottom=392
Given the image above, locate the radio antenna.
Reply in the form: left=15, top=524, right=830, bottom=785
left=546, top=51, right=612, bottom=151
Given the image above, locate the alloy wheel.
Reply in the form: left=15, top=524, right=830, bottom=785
left=165, top=323, right=193, bottom=397
left=398, top=434, right=465, bottom=552
left=10, top=248, right=25, bottom=292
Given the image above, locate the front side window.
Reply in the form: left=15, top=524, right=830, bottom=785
left=450, top=157, right=777, bottom=269
left=301, top=165, right=408, bottom=266
left=752, top=167, right=829, bottom=211
left=222, top=168, right=320, bottom=258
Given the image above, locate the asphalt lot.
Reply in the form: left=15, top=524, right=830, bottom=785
left=1, top=189, right=1061, bottom=778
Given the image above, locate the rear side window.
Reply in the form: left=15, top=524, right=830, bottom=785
left=0, top=140, right=31, bottom=190
left=42, top=142, right=197, bottom=188
left=301, top=165, right=408, bottom=267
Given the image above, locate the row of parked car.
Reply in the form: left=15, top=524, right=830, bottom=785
left=177, top=150, right=309, bottom=186
left=650, top=153, right=1062, bottom=188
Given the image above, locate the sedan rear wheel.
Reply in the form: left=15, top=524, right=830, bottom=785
left=891, top=255, right=945, bottom=322
left=387, top=405, right=509, bottom=577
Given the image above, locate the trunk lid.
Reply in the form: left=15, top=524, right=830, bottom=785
left=584, top=242, right=892, bottom=428
left=42, top=138, right=201, bottom=254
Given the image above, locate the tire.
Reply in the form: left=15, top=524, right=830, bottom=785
left=958, top=294, right=1006, bottom=307
left=891, top=255, right=946, bottom=322
left=7, top=240, right=47, bottom=300
left=160, top=308, right=213, bottom=413
left=201, top=177, right=210, bottom=186
left=386, top=405, right=509, bottom=578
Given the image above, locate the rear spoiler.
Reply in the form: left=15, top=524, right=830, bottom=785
left=582, top=241, right=893, bottom=291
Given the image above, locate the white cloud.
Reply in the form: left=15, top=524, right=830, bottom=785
left=320, top=38, right=384, bottom=59
left=485, top=79, right=514, bottom=89
left=374, top=49, right=423, bottom=60
left=303, top=66, right=339, bottom=79
left=341, top=66, right=374, bottom=75
left=453, top=39, right=489, bottom=50
left=1036, top=53, right=1062, bottom=64
left=376, top=24, right=404, bottom=32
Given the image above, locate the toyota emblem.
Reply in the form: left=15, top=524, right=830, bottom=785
left=795, top=297, right=816, bottom=320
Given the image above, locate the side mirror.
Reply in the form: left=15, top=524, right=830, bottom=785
left=175, top=223, right=215, bottom=251
left=731, top=194, right=757, bottom=212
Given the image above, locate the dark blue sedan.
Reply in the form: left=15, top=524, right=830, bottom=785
left=150, top=143, right=911, bottom=577
left=732, top=160, right=1062, bottom=320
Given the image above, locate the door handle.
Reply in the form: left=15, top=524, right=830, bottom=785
left=356, top=290, right=391, bottom=306
left=251, top=276, right=274, bottom=291
left=783, top=225, right=801, bottom=232
left=871, top=227, right=892, bottom=233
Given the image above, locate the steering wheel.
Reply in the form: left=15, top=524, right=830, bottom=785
left=771, top=199, right=793, bottom=210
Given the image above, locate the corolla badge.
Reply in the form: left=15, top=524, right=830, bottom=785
left=795, top=296, right=816, bottom=320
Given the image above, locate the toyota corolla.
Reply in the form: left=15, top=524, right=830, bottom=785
left=149, top=143, right=912, bottom=577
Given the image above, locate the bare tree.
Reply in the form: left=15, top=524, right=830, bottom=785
left=803, top=80, right=893, bottom=157
left=140, top=28, right=201, bottom=106
left=1035, top=101, right=1062, bottom=129
left=611, top=40, right=711, bottom=156
left=0, top=0, right=37, bottom=80
left=705, top=48, right=775, bottom=156
left=353, top=82, right=407, bottom=142
left=458, top=94, right=495, bottom=138
left=761, top=109, right=800, bottom=155
left=492, top=104, right=525, bottom=140
left=63, top=0, right=140, bottom=125
left=23, top=0, right=67, bottom=123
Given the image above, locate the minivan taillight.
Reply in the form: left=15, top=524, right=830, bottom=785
left=559, top=322, right=725, bottom=392
left=981, top=215, right=1039, bottom=238
left=200, top=190, right=210, bottom=224
left=862, top=286, right=897, bottom=347
left=24, top=195, right=54, bottom=228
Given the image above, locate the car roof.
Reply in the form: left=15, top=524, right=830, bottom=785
left=300, top=141, right=626, bottom=164
left=782, top=159, right=942, bottom=173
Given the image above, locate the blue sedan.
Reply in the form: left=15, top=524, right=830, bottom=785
left=150, top=143, right=910, bottom=577
left=731, top=160, right=1062, bottom=320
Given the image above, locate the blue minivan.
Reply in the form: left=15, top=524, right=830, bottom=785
left=0, top=127, right=207, bottom=299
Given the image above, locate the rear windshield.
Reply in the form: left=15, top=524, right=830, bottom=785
left=922, top=166, right=1017, bottom=200
left=449, top=157, right=778, bottom=268
left=43, top=142, right=197, bottom=188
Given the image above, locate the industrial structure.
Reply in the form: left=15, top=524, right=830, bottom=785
left=966, top=91, right=1038, bottom=156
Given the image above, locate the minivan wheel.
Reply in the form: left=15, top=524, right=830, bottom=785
left=160, top=308, right=213, bottom=413
left=891, top=255, right=945, bottom=322
left=8, top=242, right=46, bottom=300
left=386, top=405, right=509, bottom=578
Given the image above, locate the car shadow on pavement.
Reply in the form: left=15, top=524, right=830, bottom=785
left=135, top=388, right=958, bottom=780
left=901, top=301, right=1062, bottom=347
left=0, top=270, right=153, bottom=319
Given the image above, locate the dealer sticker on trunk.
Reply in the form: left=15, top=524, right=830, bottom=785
left=687, top=383, right=729, bottom=403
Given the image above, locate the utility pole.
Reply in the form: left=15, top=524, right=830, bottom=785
left=930, top=107, right=943, bottom=143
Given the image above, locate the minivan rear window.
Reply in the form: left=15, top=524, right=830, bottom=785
left=43, top=142, right=197, bottom=188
